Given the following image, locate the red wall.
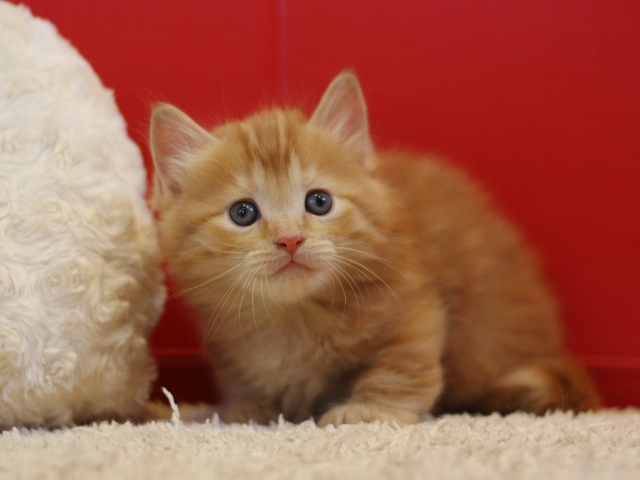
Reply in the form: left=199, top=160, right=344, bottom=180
left=12, top=0, right=640, bottom=407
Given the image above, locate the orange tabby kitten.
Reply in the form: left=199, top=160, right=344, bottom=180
left=149, top=72, right=600, bottom=426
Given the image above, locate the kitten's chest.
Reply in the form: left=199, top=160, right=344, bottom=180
left=215, top=304, right=376, bottom=420
left=239, top=315, right=357, bottom=385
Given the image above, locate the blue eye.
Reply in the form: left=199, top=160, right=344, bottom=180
left=305, top=191, right=332, bottom=216
left=229, top=201, right=260, bottom=226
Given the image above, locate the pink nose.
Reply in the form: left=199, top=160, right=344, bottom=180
left=276, top=235, right=305, bottom=256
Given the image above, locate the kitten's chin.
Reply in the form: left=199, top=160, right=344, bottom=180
left=268, top=263, right=328, bottom=304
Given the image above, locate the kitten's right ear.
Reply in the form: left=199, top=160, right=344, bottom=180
left=150, top=103, right=214, bottom=196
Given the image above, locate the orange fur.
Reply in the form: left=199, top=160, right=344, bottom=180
left=150, top=72, right=600, bottom=426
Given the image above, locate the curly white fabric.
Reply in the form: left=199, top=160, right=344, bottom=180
left=0, top=2, right=165, bottom=428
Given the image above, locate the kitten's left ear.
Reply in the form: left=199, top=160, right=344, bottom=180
left=310, top=72, right=374, bottom=170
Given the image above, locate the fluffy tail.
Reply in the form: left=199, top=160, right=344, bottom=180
left=473, top=356, right=601, bottom=415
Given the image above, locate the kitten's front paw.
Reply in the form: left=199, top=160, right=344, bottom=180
left=318, top=403, right=420, bottom=427
left=219, top=401, right=277, bottom=425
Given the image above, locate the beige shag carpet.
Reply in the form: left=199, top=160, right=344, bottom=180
left=1, top=406, right=639, bottom=480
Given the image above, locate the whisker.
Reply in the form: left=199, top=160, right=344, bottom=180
left=330, top=254, right=401, bottom=309
left=264, top=268, right=287, bottom=314
left=249, top=267, right=261, bottom=334
left=344, top=261, right=374, bottom=305
left=329, top=263, right=362, bottom=323
left=168, top=262, right=244, bottom=300
left=259, top=269, right=279, bottom=331
left=205, top=267, right=254, bottom=344
left=320, top=263, right=348, bottom=323
left=334, top=245, right=408, bottom=280
left=325, top=264, right=337, bottom=310
left=235, top=266, right=262, bottom=342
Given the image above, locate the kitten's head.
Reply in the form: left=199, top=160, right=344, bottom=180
left=150, top=72, right=393, bottom=310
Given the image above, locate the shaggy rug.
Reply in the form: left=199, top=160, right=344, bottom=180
left=1, top=401, right=638, bottom=480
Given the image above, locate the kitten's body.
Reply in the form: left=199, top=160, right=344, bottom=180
left=151, top=73, right=599, bottom=425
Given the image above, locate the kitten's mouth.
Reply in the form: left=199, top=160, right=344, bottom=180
left=275, top=259, right=312, bottom=275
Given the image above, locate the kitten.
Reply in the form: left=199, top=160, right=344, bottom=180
left=149, top=72, right=600, bottom=426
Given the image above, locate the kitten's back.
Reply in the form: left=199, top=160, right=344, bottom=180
left=377, top=151, right=599, bottom=413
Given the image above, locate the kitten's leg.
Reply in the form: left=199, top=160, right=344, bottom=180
left=318, top=334, right=443, bottom=427
left=473, top=358, right=601, bottom=415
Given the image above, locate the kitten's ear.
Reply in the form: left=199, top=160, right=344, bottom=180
left=150, top=103, right=214, bottom=196
left=310, top=72, right=374, bottom=169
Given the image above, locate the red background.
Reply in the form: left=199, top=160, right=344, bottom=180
left=11, top=0, right=639, bottom=407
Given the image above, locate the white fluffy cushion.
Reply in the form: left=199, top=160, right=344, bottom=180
left=0, top=2, right=166, bottom=428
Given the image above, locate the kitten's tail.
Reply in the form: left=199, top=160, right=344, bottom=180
left=474, top=356, right=602, bottom=415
